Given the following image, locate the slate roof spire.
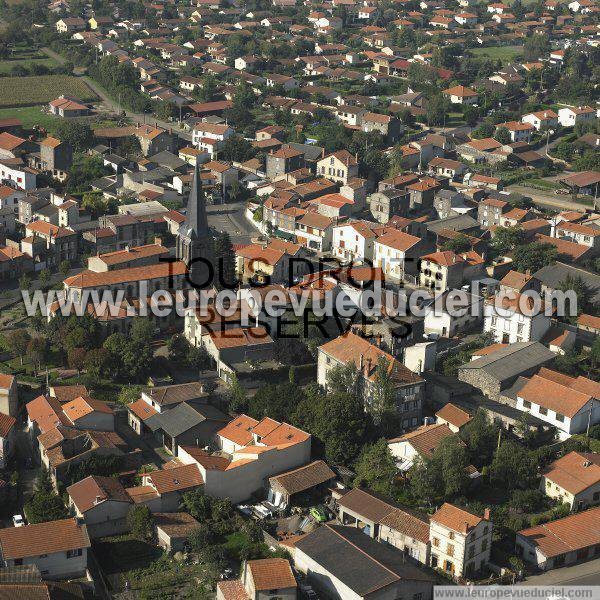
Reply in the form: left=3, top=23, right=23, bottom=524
left=182, top=159, right=208, bottom=240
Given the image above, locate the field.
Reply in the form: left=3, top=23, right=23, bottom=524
left=0, top=56, right=58, bottom=75
left=0, top=75, right=98, bottom=108
left=0, top=106, right=62, bottom=130
left=471, top=45, right=523, bottom=63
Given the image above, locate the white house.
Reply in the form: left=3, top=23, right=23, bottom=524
left=521, top=110, right=559, bottom=131
left=515, top=368, right=600, bottom=440
left=558, top=106, right=596, bottom=128
left=0, top=161, right=37, bottom=190
left=0, top=518, right=90, bottom=579
left=430, top=503, right=492, bottom=578
left=484, top=292, right=552, bottom=344
left=373, top=229, right=424, bottom=282
left=331, top=220, right=381, bottom=263
left=424, top=291, right=483, bottom=338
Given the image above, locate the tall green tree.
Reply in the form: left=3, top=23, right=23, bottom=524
left=354, top=439, right=398, bottom=497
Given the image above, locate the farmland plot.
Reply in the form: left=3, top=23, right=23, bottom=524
left=0, top=75, right=98, bottom=108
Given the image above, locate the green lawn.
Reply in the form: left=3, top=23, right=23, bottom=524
left=471, top=45, right=523, bottom=63
left=0, top=75, right=97, bottom=108
left=522, top=178, right=561, bottom=191
left=0, top=57, right=58, bottom=75
left=0, top=105, right=62, bottom=130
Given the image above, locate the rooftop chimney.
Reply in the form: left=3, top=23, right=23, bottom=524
left=359, top=353, right=364, bottom=371
left=484, top=507, right=491, bottom=521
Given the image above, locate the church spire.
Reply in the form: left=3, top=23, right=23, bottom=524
left=182, top=159, right=208, bottom=240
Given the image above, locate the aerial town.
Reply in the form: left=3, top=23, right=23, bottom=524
left=0, top=0, right=597, bottom=597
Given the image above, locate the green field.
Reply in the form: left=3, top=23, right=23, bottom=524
left=0, top=75, right=98, bottom=108
left=0, top=106, right=62, bottom=130
left=0, top=56, right=58, bottom=75
left=471, top=45, right=523, bottom=63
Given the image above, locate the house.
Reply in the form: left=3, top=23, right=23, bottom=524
left=557, top=106, right=596, bottom=128
left=0, top=518, right=90, bottom=579
left=61, top=396, right=114, bottom=431
left=318, top=332, right=424, bottom=428
left=388, top=423, right=457, bottom=472
left=143, top=401, right=229, bottom=456
left=362, top=112, right=402, bottom=142
left=154, top=512, right=200, bottom=553
left=496, top=121, right=534, bottom=143
left=457, top=341, right=556, bottom=402
left=435, top=403, right=472, bottom=433
left=419, top=251, right=466, bottom=292
left=67, top=475, right=133, bottom=538
left=317, top=150, right=359, bottom=185
left=267, top=460, right=336, bottom=509
left=49, top=96, right=90, bottom=118
left=294, top=524, right=434, bottom=600
left=516, top=505, right=600, bottom=570
left=477, top=197, right=508, bottom=227
left=55, top=17, right=86, bottom=33
left=541, top=451, right=600, bottom=511
left=0, top=159, right=37, bottom=190
left=429, top=503, right=492, bottom=578
left=0, top=412, right=16, bottom=469
left=423, top=291, right=484, bottom=338
left=521, top=110, right=558, bottom=131
left=177, top=415, right=312, bottom=503
left=336, top=487, right=431, bottom=565
left=217, top=558, right=297, bottom=600
left=265, top=146, right=305, bottom=180
left=373, top=229, right=428, bottom=282
left=429, top=158, right=468, bottom=180
left=295, top=212, right=335, bottom=253
left=0, top=374, right=18, bottom=417
left=559, top=171, right=600, bottom=198
left=515, top=368, right=600, bottom=440
left=484, top=292, right=552, bottom=344
left=442, top=85, right=478, bottom=105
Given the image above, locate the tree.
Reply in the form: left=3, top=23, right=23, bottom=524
left=67, top=347, right=87, bottom=373
left=557, top=275, right=590, bottom=320
left=460, top=409, right=499, bottom=466
left=490, top=440, right=537, bottom=491
left=326, top=361, right=360, bottom=398
left=19, top=273, right=31, bottom=290
left=494, top=126, right=511, bottom=145
left=118, top=384, right=144, bottom=405
left=442, top=234, right=471, bottom=253
left=181, top=489, right=213, bottom=521
left=471, top=122, right=495, bottom=139
left=425, top=94, right=449, bottom=127
left=59, top=260, right=71, bottom=277
left=214, top=232, right=236, bottom=289
left=81, top=191, right=109, bottom=219
left=219, top=134, right=255, bottom=163
left=523, top=34, right=550, bottom=62
left=491, top=225, right=524, bottom=255
left=6, top=329, right=31, bottom=365
left=369, top=357, right=395, bottom=425
left=27, top=336, right=46, bottom=373
left=512, top=242, right=557, bottom=273
left=38, top=268, right=51, bottom=290
left=167, top=334, right=189, bottom=363
left=248, top=382, right=305, bottom=422
left=354, top=439, right=397, bottom=497
left=226, top=373, right=247, bottom=413
left=187, top=524, right=215, bottom=551
left=127, top=505, right=154, bottom=541
left=54, top=121, right=94, bottom=151
left=24, top=491, right=68, bottom=524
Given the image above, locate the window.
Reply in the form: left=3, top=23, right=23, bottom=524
left=481, top=539, right=488, bottom=552
left=523, top=400, right=531, bottom=409
left=556, top=413, right=565, bottom=422
left=539, top=407, right=548, bottom=416
left=468, top=545, right=475, bottom=559
left=14, top=559, right=22, bottom=566
left=432, top=537, right=440, bottom=547
left=447, top=543, right=454, bottom=556
left=448, top=532, right=454, bottom=540
left=67, top=549, right=82, bottom=559
left=483, top=526, right=489, bottom=535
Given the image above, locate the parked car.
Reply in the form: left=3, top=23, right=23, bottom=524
left=309, top=506, right=327, bottom=522
left=12, top=515, right=25, bottom=527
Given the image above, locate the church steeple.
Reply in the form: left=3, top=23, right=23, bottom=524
left=177, top=160, right=213, bottom=287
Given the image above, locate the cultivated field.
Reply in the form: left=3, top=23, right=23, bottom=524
left=0, top=75, right=98, bottom=108
left=470, top=45, right=523, bottom=63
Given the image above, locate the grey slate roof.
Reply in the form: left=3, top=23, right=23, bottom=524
left=535, top=262, right=600, bottom=305
left=147, top=401, right=228, bottom=438
left=295, top=525, right=433, bottom=596
left=426, top=213, right=479, bottom=234
left=459, top=342, right=555, bottom=382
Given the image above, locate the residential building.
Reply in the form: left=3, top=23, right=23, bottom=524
left=557, top=106, right=596, bottom=128
left=515, top=368, right=600, bottom=440
left=318, top=332, right=424, bottom=427
left=516, top=505, right=600, bottom=570
left=484, top=292, right=552, bottom=344
left=67, top=475, right=133, bottom=538
left=423, top=291, right=484, bottom=337
left=442, top=85, right=478, bottom=105
left=317, top=150, right=359, bottom=185
left=541, top=451, right=600, bottom=511
left=373, top=229, right=428, bottom=282
left=0, top=374, right=18, bottom=417
left=429, top=504, right=492, bottom=578
left=217, top=558, right=297, bottom=600
left=0, top=412, right=16, bottom=469
left=436, top=403, right=472, bottom=433
left=521, top=110, right=559, bottom=131
left=294, top=524, right=434, bottom=600
left=419, top=251, right=465, bottom=292
left=0, top=518, right=90, bottom=579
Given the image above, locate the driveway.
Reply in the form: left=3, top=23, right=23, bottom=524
left=519, top=558, right=600, bottom=586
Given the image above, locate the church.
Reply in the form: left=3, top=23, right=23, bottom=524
left=176, top=160, right=214, bottom=288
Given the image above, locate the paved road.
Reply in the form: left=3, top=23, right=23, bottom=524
left=519, top=557, right=600, bottom=586
left=207, top=201, right=260, bottom=244
left=506, top=184, right=593, bottom=212
left=41, top=47, right=192, bottom=142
